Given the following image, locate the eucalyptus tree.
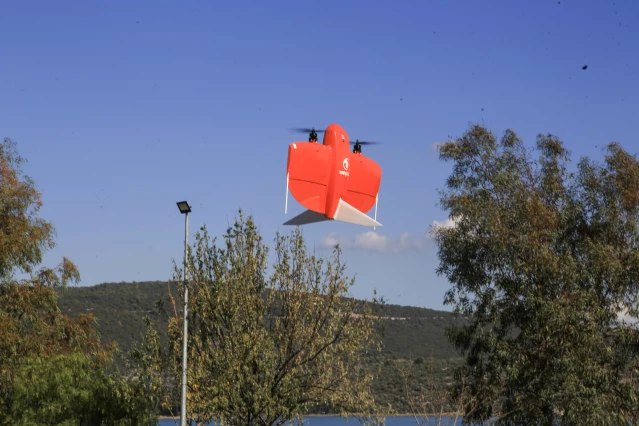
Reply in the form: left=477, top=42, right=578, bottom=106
left=165, top=211, right=384, bottom=426
left=0, top=137, right=160, bottom=425
left=432, top=125, right=639, bottom=425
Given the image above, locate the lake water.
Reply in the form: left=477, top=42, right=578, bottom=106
left=158, top=415, right=464, bottom=426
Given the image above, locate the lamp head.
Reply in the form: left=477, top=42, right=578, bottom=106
left=176, top=201, right=191, bottom=214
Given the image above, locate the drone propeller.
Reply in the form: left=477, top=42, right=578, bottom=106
left=350, top=139, right=381, bottom=146
left=290, top=127, right=325, bottom=134
left=289, top=128, right=381, bottom=147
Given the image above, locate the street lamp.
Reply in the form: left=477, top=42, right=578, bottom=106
left=176, top=201, right=191, bottom=426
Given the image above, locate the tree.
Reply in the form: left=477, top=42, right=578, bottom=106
left=0, top=137, right=160, bottom=425
left=432, top=125, right=639, bottom=425
left=0, top=138, right=58, bottom=281
left=11, top=349, right=161, bottom=426
left=162, top=211, right=384, bottom=426
left=393, top=355, right=472, bottom=426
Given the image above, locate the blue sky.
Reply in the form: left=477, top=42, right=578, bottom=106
left=1, top=0, right=637, bottom=311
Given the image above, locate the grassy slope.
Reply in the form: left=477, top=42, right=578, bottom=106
left=57, top=281, right=467, bottom=414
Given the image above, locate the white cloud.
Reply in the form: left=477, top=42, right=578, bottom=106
left=319, top=233, right=340, bottom=248
left=319, top=216, right=461, bottom=255
left=431, top=217, right=458, bottom=230
left=427, top=216, right=460, bottom=239
left=319, top=231, right=426, bottom=255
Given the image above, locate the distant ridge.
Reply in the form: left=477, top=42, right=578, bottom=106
left=57, top=280, right=465, bottom=360
left=57, top=280, right=467, bottom=414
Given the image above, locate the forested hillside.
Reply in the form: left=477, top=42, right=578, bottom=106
left=57, top=280, right=468, bottom=414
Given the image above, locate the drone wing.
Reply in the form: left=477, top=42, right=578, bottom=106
left=286, top=142, right=331, bottom=214
left=342, top=154, right=382, bottom=214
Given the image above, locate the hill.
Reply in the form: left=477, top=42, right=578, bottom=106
left=57, top=280, right=468, bottom=414
left=57, top=280, right=176, bottom=360
left=57, top=280, right=465, bottom=361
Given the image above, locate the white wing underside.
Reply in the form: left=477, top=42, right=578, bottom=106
left=283, top=198, right=382, bottom=227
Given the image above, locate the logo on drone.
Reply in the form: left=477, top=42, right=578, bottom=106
left=339, top=158, right=350, bottom=177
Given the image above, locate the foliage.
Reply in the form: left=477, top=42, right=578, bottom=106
left=393, top=355, right=468, bottom=426
left=0, top=137, right=55, bottom=280
left=160, top=211, right=385, bottom=426
left=433, top=124, right=639, bottom=424
left=0, top=279, right=118, bottom=425
left=367, top=353, right=465, bottom=420
left=12, top=350, right=160, bottom=426
left=0, top=137, right=159, bottom=425
left=127, top=316, right=170, bottom=421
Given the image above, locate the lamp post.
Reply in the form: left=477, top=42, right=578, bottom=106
left=176, top=201, right=191, bottom=426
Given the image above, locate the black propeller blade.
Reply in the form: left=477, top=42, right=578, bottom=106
left=290, top=127, right=325, bottom=133
left=350, top=139, right=381, bottom=145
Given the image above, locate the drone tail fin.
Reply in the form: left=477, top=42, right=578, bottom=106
left=333, top=198, right=382, bottom=227
left=283, top=199, right=381, bottom=228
